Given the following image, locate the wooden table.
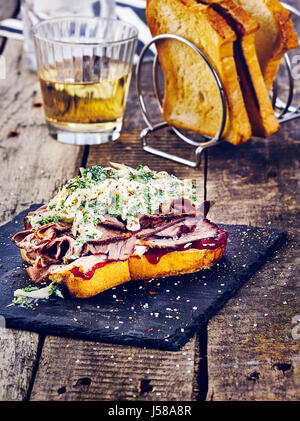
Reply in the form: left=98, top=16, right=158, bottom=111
left=0, top=0, right=299, bottom=402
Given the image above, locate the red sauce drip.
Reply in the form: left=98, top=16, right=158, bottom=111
left=144, top=230, right=228, bottom=265
left=70, top=262, right=106, bottom=280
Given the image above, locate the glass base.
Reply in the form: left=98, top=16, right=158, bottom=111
left=47, top=121, right=122, bottom=145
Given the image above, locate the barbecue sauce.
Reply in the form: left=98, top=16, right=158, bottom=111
left=70, top=262, right=106, bottom=280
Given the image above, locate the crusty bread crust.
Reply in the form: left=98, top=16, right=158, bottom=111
left=20, top=243, right=227, bottom=298
left=236, top=0, right=299, bottom=91
left=129, top=245, right=227, bottom=281
left=201, top=0, right=279, bottom=137
left=146, top=0, right=252, bottom=145
left=49, top=260, right=131, bottom=299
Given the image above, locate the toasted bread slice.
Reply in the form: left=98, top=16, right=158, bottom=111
left=129, top=245, right=227, bottom=281
left=234, top=0, right=299, bottom=91
left=146, top=0, right=252, bottom=145
left=198, top=0, right=279, bottom=137
left=50, top=260, right=131, bottom=299
left=21, top=242, right=227, bottom=298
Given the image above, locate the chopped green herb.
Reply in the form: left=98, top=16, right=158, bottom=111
left=23, top=286, right=39, bottom=293
left=82, top=209, right=89, bottom=222
left=65, top=176, right=89, bottom=192
left=49, top=283, right=64, bottom=299
left=12, top=297, right=36, bottom=309
left=88, top=201, right=97, bottom=208
left=129, top=170, right=154, bottom=183
left=37, top=215, right=62, bottom=226
left=82, top=166, right=116, bottom=182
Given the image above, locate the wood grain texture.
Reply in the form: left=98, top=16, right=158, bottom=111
left=204, top=132, right=300, bottom=400
left=1, top=0, right=299, bottom=401
left=0, top=38, right=84, bottom=400
left=206, top=239, right=300, bottom=401
left=30, top=335, right=198, bottom=401
left=0, top=0, right=41, bottom=403
left=30, top=61, right=300, bottom=400
left=0, top=329, right=39, bottom=401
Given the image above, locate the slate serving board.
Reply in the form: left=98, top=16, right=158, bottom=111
left=0, top=206, right=287, bottom=351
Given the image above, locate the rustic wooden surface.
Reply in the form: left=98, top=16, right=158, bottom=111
left=0, top=0, right=299, bottom=401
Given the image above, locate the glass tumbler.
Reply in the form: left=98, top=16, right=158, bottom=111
left=33, top=17, right=138, bottom=145
left=22, top=0, right=116, bottom=71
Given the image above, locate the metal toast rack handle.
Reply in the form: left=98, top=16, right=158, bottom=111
left=136, top=4, right=300, bottom=169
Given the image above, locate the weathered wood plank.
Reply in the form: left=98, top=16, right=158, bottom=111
left=0, top=1, right=40, bottom=402
left=0, top=328, right=39, bottom=401
left=206, top=238, right=300, bottom=401
left=204, top=126, right=300, bottom=400
left=0, top=38, right=85, bottom=400
left=30, top=335, right=199, bottom=401
left=2, top=0, right=300, bottom=401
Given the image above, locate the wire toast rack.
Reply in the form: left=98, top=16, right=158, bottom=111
left=136, top=3, right=300, bottom=169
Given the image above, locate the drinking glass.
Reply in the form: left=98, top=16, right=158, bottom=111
left=21, top=0, right=116, bottom=71
left=33, top=17, right=138, bottom=145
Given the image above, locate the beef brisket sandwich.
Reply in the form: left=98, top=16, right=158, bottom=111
left=12, top=164, right=228, bottom=298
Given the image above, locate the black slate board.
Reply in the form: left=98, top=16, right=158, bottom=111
left=0, top=206, right=287, bottom=351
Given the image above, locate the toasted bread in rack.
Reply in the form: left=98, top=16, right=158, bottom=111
left=146, top=0, right=252, bottom=145
left=198, top=0, right=280, bottom=137
left=234, top=0, right=299, bottom=91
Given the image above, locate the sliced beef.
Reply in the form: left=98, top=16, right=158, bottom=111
left=96, top=225, right=130, bottom=243
left=82, top=235, right=136, bottom=261
left=100, top=215, right=126, bottom=230
left=45, top=235, right=76, bottom=261
left=34, top=222, right=71, bottom=241
left=142, top=219, right=222, bottom=248
left=12, top=202, right=223, bottom=284
left=27, top=204, right=48, bottom=217
left=136, top=217, right=185, bottom=238
left=26, top=265, right=56, bottom=283
left=11, top=229, right=34, bottom=245
left=169, top=197, right=197, bottom=215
